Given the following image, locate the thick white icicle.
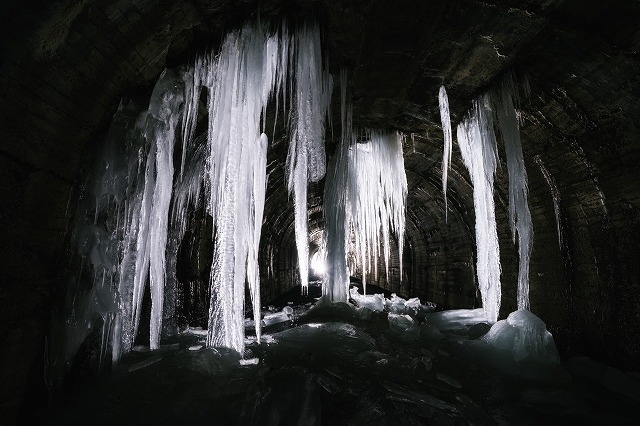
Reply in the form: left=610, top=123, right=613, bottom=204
left=286, top=22, right=333, bottom=294
left=206, top=24, right=280, bottom=353
left=493, top=78, right=533, bottom=311
left=439, top=86, right=453, bottom=223
left=456, top=95, right=501, bottom=323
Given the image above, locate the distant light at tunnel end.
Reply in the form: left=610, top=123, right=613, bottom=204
left=310, top=250, right=326, bottom=276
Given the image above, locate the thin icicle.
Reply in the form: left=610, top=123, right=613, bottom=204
left=456, top=95, right=501, bottom=323
left=534, top=155, right=562, bottom=250
left=439, top=86, right=453, bottom=223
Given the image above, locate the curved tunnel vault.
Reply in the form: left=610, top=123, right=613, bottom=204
left=1, top=0, right=640, bottom=421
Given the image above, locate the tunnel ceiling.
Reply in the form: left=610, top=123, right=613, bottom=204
left=1, top=1, right=640, bottom=412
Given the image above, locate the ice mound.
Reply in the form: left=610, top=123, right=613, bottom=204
left=349, top=287, right=435, bottom=316
left=387, top=313, right=420, bottom=342
left=483, top=309, right=560, bottom=364
left=349, top=287, right=385, bottom=312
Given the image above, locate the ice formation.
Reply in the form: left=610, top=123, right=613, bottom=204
left=449, top=74, right=533, bottom=321
left=534, top=155, right=563, bottom=250
left=286, top=23, right=333, bottom=295
left=348, top=131, right=407, bottom=293
left=456, top=94, right=502, bottom=323
left=493, top=77, right=533, bottom=311
left=438, top=86, right=453, bottom=222
left=322, top=68, right=353, bottom=302
left=66, top=19, right=333, bottom=364
left=483, top=309, right=560, bottom=364
left=323, top=70, right=407, bottom=300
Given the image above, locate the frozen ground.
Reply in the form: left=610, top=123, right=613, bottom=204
left=51, top=286, right=640, bottom=425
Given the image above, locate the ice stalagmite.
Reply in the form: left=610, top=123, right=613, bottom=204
left=348, top=131, right=407, bottom=294
left=286, top=22, right=333, bottom=295
left=493, top=78, right=533, bottom=311
left=323, top=69, right=353, bottom=301
left=456, top=95, right=502, bottom=323
left=439, top=86, right=453, bottom=222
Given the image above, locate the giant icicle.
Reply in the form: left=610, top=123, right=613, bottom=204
left=456, top=95, right=502, bottom=323
left=493, top=77, right=533, bottom=311
left=202, top=25, right=281, bottom=353
left=286, top=22, right=333, bottom=295
left=447, top=74, right=532, bottom=321
left=323, top=68, right=353, bottom=302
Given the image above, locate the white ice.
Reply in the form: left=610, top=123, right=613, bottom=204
left=493, top=76, right=533, bottom=311
left=323, top=68, right=352, bottom=302
left=347, top=131, right=407, bottom=293
left=483, top=309, right=560, bottom=364
left=438, top=86, right=453, bottom=222
left=456, top=95, right=502, bottom=323
left=286, top=22, right=333, bottom=295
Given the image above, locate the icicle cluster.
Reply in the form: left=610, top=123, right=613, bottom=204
left=348, top=131, right=407, bottom=293
left=440, top=74, right=533, bottom=322
left=493, top=76, right=533, bottom=311
left=68, top=19, right=333, bottom=364
left=323, top=72, right=407, bottom=301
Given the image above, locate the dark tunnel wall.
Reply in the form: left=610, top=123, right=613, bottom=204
left=1, top=0, right=640, bottom=422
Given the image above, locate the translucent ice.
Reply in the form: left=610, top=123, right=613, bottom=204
left=205, top=24, right=280, bottom=353
left=286, top=22, right=333, bottom=295
left=323, top=69, right=353, bottom=301
left=493, top=77, right=533, bottom=311
left=456, top=95, right=501, bottom=323
left=68, top=18, right=335, bottom=366
left=348, top=131, right=407, bottom=291
left=349, top=286, right=385, bottom=312
left=439, top=86, right=453, bottom=222
left=483, top=310, right=560, bottom=364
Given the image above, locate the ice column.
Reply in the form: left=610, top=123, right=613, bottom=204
left=286, top=22, right=333, bottom=295
left=203, top=25, right=281, bottom=353
left=323, top=69, right=353, bottom=301
left=456, top=95, right=502, bottom=323
left=493, top=79, right=533, bottom=311
left=439, top=86, right=453, bottom=222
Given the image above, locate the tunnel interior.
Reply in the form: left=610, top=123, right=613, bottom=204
left=1, top=0, right=639, bottom=423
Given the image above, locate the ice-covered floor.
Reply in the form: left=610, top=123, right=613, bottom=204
left=51, top=286, right=640, bottom=425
